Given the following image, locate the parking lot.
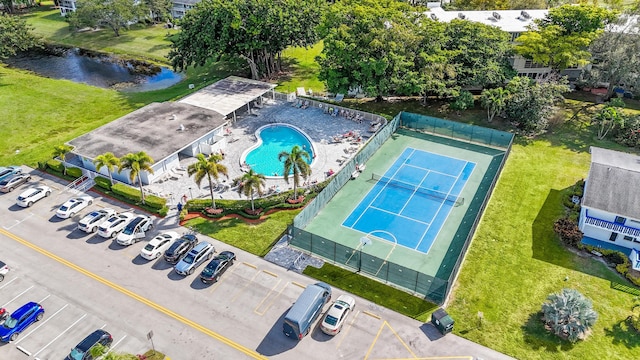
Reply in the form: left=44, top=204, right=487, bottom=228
left=0, top=168, right=513, bottom=360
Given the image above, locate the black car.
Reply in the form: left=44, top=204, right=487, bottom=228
left=163, top=234, right=198, bottom=263
left=65, top=329, right=112, bottom=360
left=200, top=251, right=236, bottom=283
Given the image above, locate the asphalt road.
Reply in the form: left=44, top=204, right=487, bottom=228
left=0, top=168, right=514, bottom=360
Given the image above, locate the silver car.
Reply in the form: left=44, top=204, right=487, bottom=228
left=174, top=242, right=215, bottom=276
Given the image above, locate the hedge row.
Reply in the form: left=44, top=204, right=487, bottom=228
left=578, top=243, right=640, bottom=287
left=111, top=182, right=166, bottom=210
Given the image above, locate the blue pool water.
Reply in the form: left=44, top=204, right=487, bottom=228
left=245, top=125, right=314, bottom=177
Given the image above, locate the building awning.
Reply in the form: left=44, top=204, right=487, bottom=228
left=179, top=76, right=277, bottom=117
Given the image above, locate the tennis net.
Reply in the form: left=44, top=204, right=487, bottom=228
left=371, top=173, right=464, bottom=207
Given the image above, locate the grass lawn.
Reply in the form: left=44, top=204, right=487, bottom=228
left=278, top=42, right=325, bottom=95
left=444, top=106, right=640, bottom=359
left=183, top=210, right=300, bottom=257
left=22, top=4, right=177, bottom=63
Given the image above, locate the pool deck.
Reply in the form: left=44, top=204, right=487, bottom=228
left=145, top=100, right=375, bottom=205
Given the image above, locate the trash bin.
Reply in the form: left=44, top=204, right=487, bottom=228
left=431, top=308, right=454, bottom=335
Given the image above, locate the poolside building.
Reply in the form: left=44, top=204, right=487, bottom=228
left=579, top=147, right=640, bottom=256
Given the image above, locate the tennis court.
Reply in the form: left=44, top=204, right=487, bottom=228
left=342, top=148, right=475, bottom=254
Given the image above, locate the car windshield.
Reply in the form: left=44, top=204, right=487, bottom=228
left=183, top=254, right=195, bottom=264
left=144, top=244, right=155, bottom=251
left=0, top=180, right=9, bottom=186
left=122, top=226, right=134, bottom=235
left=59, top=205, right=69, bottom=211
left=3, top=316, right=18, bottom=329
left=324, top=315, right=339, bottom=326
left=69, top=348, right=85, bottom=360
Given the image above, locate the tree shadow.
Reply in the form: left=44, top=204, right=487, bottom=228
left=603, top=318, right=640, bottom=349
left=521, top=310, right=575, bottom=352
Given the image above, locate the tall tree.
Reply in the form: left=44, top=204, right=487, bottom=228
left=233, top=169, right=266, bottom=211
left=278, top=145, right=311, bottom=200
left=169, top=0, right=325, bottom=80
left=52, top=144, right=73, bottom=175
left=515, top=4, right=617, bottom=72
left=143, top=0, right=172, bottom=23
left=93, top=152, right=120, bottom=186
left=316, top=0, right=420, bottom=101
left=583, top=10, right=640, bottom=99
left=541, top=288, right=598, bottom=343
left=480, top=87, right=510, bottom=122
left=187, top=153, right=228, bottom=210
left=443, top=19, right=515, bottom=89
left=68, top=0, right=144, bottom=37
left=118, top=151, right=155, bottom=204
left=0, top=14, right=40, bottom=59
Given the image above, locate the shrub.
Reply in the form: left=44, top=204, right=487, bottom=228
left=66, top=167, right=83, bottom=179
left=94, top=176, right=112, bottom=191
left=111, top=183, right=166, bottom=210
left=626, top=271, right=640, bottom=287
left=630, top=305, right=640, bottom=333
left=554, top=217, right=583, bottom=246
left=46, top=159, right=64, bottom=173
left=450, top=91, right=474, bottom=111
left=158, top=205, right=169, bottom=217
left=603, top=251, right=628, bottom=265
left=179, top=207, right=188, bottom=221
left=541, top=288, right=597, bottom=342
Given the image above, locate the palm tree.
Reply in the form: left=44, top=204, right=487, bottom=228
left=52, top=144, right=73, bottom=175
left=187, top=153, right=228, bottom=209
left=278, top=145, right=311, bottom=200
left=480, top=87, right=509, bottom=122
left=93, top=152, right=120, bottom=186
left=541, top=288, right=598, bottom=343
left=233, top=169, right=266, bottom=211
left=118, top=151, right=155, bottom=204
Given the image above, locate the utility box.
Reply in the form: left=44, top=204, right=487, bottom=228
left=431, top=308, right=454, bottom=335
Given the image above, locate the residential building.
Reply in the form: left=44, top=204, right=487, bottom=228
left=579, top=147, right=640, bottom=257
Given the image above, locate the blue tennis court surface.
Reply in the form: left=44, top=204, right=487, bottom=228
left=342, top=148, right=475, bottom=254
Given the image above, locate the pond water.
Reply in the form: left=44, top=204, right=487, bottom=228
left=5, top=48, right=184, bottom=92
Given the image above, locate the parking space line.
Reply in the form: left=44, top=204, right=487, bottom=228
left=253, top=278, right=284, bottom=316
left=0, top=277, right=18, bottom=290
left=336, top=310, right=360, bottom=349
left=262, top=270, right=278, bottom=278
left=0, top=228, right=267, bottom=359
left=363, top=321, right=417, bottom=360
left=242, top=262, right=257, bottom=269
left=15, top=304, right=68, bottom=344
left=208, top=265, right=239, bottom=293
left=385, top=321, right=418, bottom=359
left=2, top=213, right=33, bottom=230
left=111, top=335, right=127, bottom=351
left=363, top=310, right=381, bottom=320
left=364, top=321, right=389, bottom=360
left=229, top=269, right=262, bottom=304
left=33, top=313, right=87, bottom=357
left=2, top=285, right=34, bottom=307
left=16, top=345, right=32, bottom=356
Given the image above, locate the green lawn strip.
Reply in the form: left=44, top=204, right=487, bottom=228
left=446, top=137, right=639, bottom=359
left=183, top=210, right=300, bottom=257
left=22, top=5, right=177, bottom=64
left=278, top=42, right=325, bottom=94
left=0, top=66, right=134, bottom=167
left=304, top=262, right=437, bottom=319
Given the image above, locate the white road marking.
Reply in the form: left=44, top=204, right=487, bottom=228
left=2, top=213, right=34, bottom=230
left=15, top=304, right=68, bottom=344
left=33, top=313, right=87, bottom=356
left=2, top=285, right=34, bottom=307
left=0, top=277, right=18, bottom=290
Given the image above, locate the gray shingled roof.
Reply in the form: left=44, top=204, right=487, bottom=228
left=582, top=147, right=640, bottom=219
left=68, top=102, right=226, bottom=162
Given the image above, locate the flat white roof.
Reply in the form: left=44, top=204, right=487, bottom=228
left=429, top=7, right=548, bottom=33
left=180, top=76, right=277, bottom=117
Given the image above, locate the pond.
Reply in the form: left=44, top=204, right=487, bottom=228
left=5, top=47, right=184, bottom=92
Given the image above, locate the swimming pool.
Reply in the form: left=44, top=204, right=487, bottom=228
left=243, top=124, right=314, bottom=177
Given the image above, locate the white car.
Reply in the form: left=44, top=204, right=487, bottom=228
left=97, top=212, right=134, bottom=238
left=16, top=186, right=52, bottom=207
left=140, top=232, right=180, bottom=260
left=116, top=215, right=154, bottom=246
left=78, top=208, right=116, bottom=233
left=320, top=295, right=356, bottom=335
left=0, top=260, right=9, bottom=282
left=56, top=196, right=93, bottom=219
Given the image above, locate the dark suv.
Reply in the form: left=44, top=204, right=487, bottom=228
left=65, top=329, right=113, bottom=360
left=163, top=234, right=198, bottom=263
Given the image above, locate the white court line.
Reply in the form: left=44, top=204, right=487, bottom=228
left=39, top=294, right=51, bottom=303
left=2, top=285, right=34, bottom=307
left=367, top=205, right=429, bottom=225
left=110, top=335, right=127, bottom=351
left=0, top=277, right=18, bottom=290
left=15, top=304, right=68, bottom=344
left=32, top=313, right=87, bottom=356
